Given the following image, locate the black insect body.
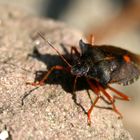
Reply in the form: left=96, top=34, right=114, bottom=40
left=28, top=34, right=140, bottom=125
left=72, top=40, right=140, bottom=86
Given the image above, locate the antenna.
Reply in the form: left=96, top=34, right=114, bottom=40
left=38, top=32, right=71, bottom=68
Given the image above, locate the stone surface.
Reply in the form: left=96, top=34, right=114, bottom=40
left=0, top=5, right=133, bottom=140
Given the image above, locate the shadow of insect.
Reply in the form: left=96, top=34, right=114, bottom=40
left=22, top=44, right=91, bottom=113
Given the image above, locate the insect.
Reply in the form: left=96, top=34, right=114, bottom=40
left=27, top=33, right=140, bottom=125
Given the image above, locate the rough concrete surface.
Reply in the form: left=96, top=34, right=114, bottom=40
left=0, top=5, right=133, bottom=140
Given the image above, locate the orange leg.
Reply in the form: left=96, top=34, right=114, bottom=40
left=87, top=96, right=100, bottom=125
left=107, top=85, right=130, bottom=101
left=97, top=83, right=123, bottom=118
left=86, top=79, right=101, bottom=125
left=26, top=65, right=69, bottom=86
left=87, top=34, right=94, bottom=45
left=87, top=79, right=100, bottom=96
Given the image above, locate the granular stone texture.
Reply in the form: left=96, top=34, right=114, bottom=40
left=0, top=5, right=133, bottom=140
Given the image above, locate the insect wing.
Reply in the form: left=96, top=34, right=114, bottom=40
left=111, top=61, right=140, bottom=85
left=98, top=45, right=140, bottom=85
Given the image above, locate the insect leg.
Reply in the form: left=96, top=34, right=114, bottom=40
left=107, top=85, right=130, bottom=101
left=87, top=34, right=94, bottom=45
left=87, top=96, right=100, bottom=125
left=98, top=84, right=123, bottom=118
left=71, top=76, right=87, bottom=114
left=86, top=79, right=101, bottom=125
left=87, top=79, right=100, bottom=95
left=26, top=65, right=69, bottom=86
left=72, top=76, right=78, bottom=102
left=87, top=80, right=113, bottom=105
left=70, top=46, right=80, bottom=57
left=73, top=76, right=78, bottom=92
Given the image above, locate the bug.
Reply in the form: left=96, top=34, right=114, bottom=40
left=27, top=33, right=140, bottom=125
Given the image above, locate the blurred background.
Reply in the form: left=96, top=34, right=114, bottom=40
left=0, top=0, right=140, bottom=139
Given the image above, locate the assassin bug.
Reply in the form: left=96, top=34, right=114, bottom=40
left=27, top=33, right=140, bottom=125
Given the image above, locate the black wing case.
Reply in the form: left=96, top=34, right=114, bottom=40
left=99, top=45, right=140, bottom=85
